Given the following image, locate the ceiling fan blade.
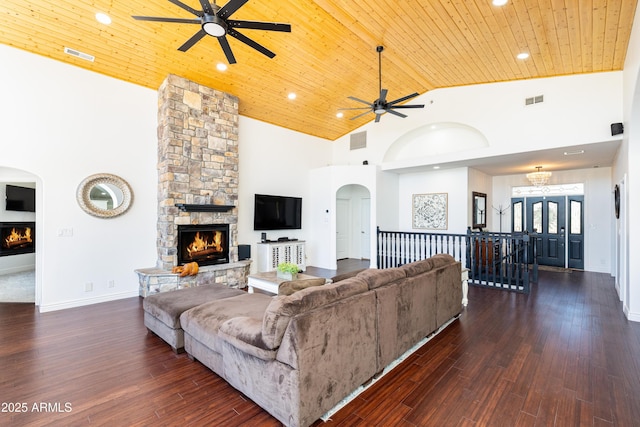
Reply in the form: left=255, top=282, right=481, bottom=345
left=391, top=104, right=425, bottom=109
left=350, top=110, right=373, bottom=120
left=348, top=96, right=373, bottom=106
left=132, top=16, right=200, bottom=24
left=387, top=92, right=419, bottom=106
left=386, top=109, right=408, bottom=119
left=379, top=88, right=388, bottom=103
left=375, top=113, right=383, bottom=123
left=168, top=0, right=202, bottom=16
left=228, top=28, right=275, bottom=58
left=197, top=0, right=214, bottom=15
left=218, top=36, right=237, bottom=64
left=178, top=29, right=208, bottom=52
left=228, top=20, right=292, bottom=32
left=219, top=0, right=248, bottom=19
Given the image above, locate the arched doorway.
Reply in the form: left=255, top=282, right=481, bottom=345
left=0, top=166, right=39, bottom=304
left=336, top=184, right=371, bottom=263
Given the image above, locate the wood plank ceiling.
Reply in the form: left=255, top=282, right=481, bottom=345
left=0, top=0, right=636, bottom=141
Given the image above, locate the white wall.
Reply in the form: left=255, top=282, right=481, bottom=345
left=397, top=168, right=469, bottom=234
left=332, top=72, right=622, bottom=170
left=617, top=2, right=640, bottom=320
left=0, top=44, right=158, bottom=311
left=237, top=116, right=332, bottom=272
left=308, top=166, right=378, bottom=269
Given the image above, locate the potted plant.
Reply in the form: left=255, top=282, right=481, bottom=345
left=277, top=262, right=299, bottom=280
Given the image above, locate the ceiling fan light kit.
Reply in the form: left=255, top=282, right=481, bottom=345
left=132, top=0, right=291, bottom=64
left=341, top=45, right=425, bottom=123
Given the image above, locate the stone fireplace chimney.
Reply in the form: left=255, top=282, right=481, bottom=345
left=156, top=74, right=239, bottom=271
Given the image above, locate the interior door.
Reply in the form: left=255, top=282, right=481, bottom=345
left=336, top=199, right=349, bottom=260
left=360, top=198, right=371, bottom=260
left=526, top=196, right=566, bottom=267
left=567, top=196, right=584, bottom=269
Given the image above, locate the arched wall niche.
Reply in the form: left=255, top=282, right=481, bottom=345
left=383, top=122, right=490, bottom=163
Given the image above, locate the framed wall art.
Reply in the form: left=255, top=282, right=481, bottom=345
left=412, top=193, right=448, bottom=230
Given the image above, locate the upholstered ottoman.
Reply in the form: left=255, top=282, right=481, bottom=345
left=143, top=284, right=245, bottom=353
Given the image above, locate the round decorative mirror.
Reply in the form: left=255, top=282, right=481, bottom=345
left=77, top=173, right=133, bottom=218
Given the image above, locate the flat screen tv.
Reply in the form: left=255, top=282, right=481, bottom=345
left=5, top=185, right=35, bottom=212
left=254, top=194, right=302, bottom=230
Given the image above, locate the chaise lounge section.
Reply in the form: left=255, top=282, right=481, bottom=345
left=170, top=254, right=463, bottom=427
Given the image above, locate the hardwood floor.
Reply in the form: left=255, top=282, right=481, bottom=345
left=1, top=267, right=639, bottom=426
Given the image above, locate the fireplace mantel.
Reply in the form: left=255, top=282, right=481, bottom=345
left=175, top=204, right=235, bottom=213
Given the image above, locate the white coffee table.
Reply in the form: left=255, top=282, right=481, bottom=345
left=247, top=271, right=328, bottom=295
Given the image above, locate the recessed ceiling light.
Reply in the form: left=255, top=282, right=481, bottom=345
left=288, top=92, right=297, bottom=100
left=216, top=63, right=228, bottom=71
left=564, top=150, right=585, bottom=156
left=517, top=52, right=530, bottom=60
left=95, top=12, right=111, bottom=25
left=492, top=0, right=508, bottom=5
left=433, top=166, right=440, bottom=170
left=336, top=112, right=344, bottom=118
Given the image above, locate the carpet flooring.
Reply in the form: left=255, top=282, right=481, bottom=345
left=0, top=269, right=35, bottom=303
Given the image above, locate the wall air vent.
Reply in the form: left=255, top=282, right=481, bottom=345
left=525, top=95, right=544, bottom=106
left=350, top=131, right=367, bottom=150
left=64, top=47, right=95, bottom=62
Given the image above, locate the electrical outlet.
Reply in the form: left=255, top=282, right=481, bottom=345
left=108, top=280, right=115, bottom=288
left=84, top=282, right=93, bottom=292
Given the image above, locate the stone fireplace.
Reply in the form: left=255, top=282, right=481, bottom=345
left=135, top=74, right=250, bottom=296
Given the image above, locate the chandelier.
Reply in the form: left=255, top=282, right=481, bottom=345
left=526, top=166, right=552, bottom=186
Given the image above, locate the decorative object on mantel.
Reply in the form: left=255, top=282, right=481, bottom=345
left=172, top=261, right=199, bottom=277
left=526, top=166, right=552, bottom=187
left=76, top=173, right=133, bottom=218
left=412, top=193, right=448, bottom=230
left=276, top=262, right=299, bottom=280
left=175, top=203, right=234, bottom=212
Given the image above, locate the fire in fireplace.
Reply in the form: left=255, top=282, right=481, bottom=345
left=177, top=224, right=229, bottom=267
left=0, top=222, right=36, bottom=257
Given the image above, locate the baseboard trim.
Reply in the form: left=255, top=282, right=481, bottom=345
left=38, top=290, right=139, bottom=313
left=624, top=305, right=640, bottom=322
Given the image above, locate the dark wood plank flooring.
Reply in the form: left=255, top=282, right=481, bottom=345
left=1, top=265, right=639, bottom=426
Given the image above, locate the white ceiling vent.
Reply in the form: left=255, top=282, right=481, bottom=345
left=64, top=47, right=95, bottom=62
left=525, top=95, right=544, bottom=105
left=350, top=131, right=367, bottom=150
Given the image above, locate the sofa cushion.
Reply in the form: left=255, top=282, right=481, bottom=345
left=143, top=284, right=244, bottom=329
left=218, top=316, right=277, bottom=361
left=261, top=276, right=368, bottom=350
left=356, top=267, right=406, bottom=290
left=278, top=278, right=326, bottom=296
left=400, top=258, right=433, bottom=277
left=330, top=268, right=368, bottom=283
left=430, top=253, right=456, bottom=268
left=180, top=293, right=272, bottom=353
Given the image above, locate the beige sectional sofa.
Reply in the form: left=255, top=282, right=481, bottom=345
left=171, top=254, right=462, bottom=427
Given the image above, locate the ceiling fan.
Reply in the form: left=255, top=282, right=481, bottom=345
left=341, top=46, right=424, bottom=122
left=132, top=0, right=291, bottom=64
